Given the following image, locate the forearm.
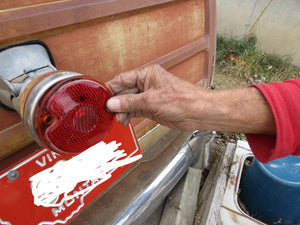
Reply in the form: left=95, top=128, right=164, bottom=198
left=106, top=64, right=276, bottom=134
left=194, top=87, right=276, bottom=134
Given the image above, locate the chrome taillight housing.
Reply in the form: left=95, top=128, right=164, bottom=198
left=0, top=42, right=114, bottom=154
left=21, top=72, right=114, bottom=154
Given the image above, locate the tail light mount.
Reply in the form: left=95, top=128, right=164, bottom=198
left=0, top=41, right=115, bottom=154
left=0, top=42, right=141, bottom=224
left=0, top=42, right=57, bottom=112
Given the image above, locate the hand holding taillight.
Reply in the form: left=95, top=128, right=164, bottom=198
left=106, top=64, right=276, bottom=135
left=106, top=64, right=204, bottom=131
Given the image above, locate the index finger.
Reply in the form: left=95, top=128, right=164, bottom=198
left=105, top=67, right=147, bottom=95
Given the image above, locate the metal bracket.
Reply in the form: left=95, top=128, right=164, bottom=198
left=0, top=42, right=56, bottom=112
left=188, top=130, right=216, bottom=169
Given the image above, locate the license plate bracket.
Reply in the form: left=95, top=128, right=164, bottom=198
left=0, top=121, right=141, bottom=225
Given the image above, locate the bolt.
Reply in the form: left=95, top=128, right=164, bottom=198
left=7, top=170, right=19, bottom=181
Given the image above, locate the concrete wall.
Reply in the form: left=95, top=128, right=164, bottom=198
left=217, top=0, right=300, bottom=67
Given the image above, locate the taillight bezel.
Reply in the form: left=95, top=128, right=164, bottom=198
left=21, top=71, right=114, bottom=155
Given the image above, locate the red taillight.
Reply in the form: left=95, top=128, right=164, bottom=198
left=21, top=72, right=114, bottom=154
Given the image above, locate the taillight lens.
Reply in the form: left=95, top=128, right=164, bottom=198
left=22, top=72, right=114, bottom=154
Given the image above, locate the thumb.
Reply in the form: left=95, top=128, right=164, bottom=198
left=106, top=97, right=123, bottom=112
left=106, top=94, right=147, bottom=114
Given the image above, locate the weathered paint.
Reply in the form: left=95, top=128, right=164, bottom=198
left=219, top=140, right=265, bottom=225
left=0, top=0, right=216, bottom=159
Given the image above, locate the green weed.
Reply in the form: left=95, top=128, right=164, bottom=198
left=216, top=35, right=300, bottom=83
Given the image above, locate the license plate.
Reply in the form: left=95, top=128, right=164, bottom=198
left=0, top=122, right=141, bottom=225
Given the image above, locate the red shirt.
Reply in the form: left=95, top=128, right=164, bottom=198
left=246, top=78, right=300, bottom=163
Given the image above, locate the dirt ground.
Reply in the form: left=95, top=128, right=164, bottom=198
left=212, top=71, right=249, bottom=90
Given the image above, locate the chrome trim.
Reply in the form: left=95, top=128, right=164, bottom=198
left=22, top=71, right=82, bottom=149
left=189, top=130, right=216, bottom=169
left=137, top=124, right=161, bottom=142
left=111, top=132, right=210, bottom=225
left=0, top=44, right=56, bottom=110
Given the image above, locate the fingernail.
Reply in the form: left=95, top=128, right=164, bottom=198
left=115, top=113, right=121, bottom=123
left=107, top=98, right=121, bottom=111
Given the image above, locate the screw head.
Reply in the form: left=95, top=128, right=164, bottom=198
left=7, top=170, right=19, bottom=181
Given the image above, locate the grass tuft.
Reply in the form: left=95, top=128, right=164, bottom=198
left=216, top=35, right=300, bottom=84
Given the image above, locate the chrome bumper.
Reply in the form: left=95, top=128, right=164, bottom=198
left=69, top=129, right=214, bottom=225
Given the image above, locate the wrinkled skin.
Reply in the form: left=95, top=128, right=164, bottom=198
left=106, top=64, right=275, bottom=134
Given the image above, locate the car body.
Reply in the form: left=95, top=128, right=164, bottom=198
left=0, top=1, right=216, bottom=224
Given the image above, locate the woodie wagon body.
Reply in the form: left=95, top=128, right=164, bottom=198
left=0, top=1, right=216, bottom=224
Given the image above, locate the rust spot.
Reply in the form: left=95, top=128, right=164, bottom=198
left=230, top=176, right=235, bottom=186
left=173, top=202, right=181, bottom=210
left=230, top=211, right=240, bottom=223
left=166, top=195, right=181, bottom=210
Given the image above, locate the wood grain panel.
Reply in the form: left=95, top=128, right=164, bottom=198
left=0, top=0, right=216, bottom=159
left=41, top=0, right=205, bottom=81
left=0, top=0, right=176, bottom=47
left=0, top=123, right=34, bottom=159
left=0, top=107, right=20, bottom=130
left=169, top=52, right=206, bottom=84
left=0, top=0, right=58, bottom=10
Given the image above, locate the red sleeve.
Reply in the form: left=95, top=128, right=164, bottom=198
left=245, top=78, right=300, bottom=163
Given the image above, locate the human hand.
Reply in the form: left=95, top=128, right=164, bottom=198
left=105, top=64, right=206, bottom=131
left=106, top=64, right=276, bottom=134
